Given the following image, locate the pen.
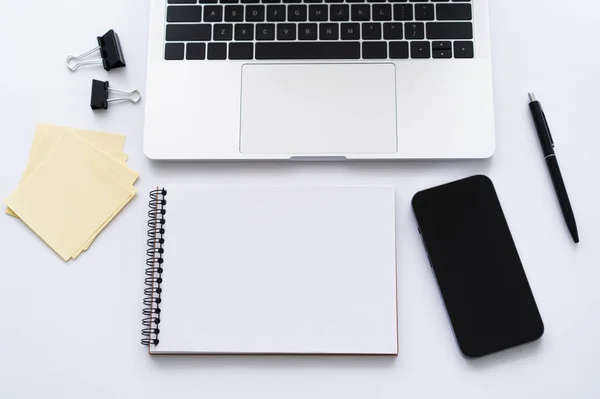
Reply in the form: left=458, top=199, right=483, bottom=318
left=528, top=93, right=579, bottom=243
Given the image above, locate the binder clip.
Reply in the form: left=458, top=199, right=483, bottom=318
left=91, top=80, right=141, bottom=110
left=66, top=30, right=126, bottom=72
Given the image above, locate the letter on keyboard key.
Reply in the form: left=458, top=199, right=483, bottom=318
left=341, top=23, right=360, bottom=40
left=426, top=22, right=473, bottom=40
left=331, top=5, right=350, bottom=21
left=267, top=5, right=286, bottom=21
left=225, top=5, right=244, bottom=22
left=255, top=42, right=360, bottom=59
left=235, top=24, right=254, bottom=40
left=166, top=24, right=212, bottom=41
left=277, top=23, right=297, bottom=40
left=204, top=6, right=223, bottom=22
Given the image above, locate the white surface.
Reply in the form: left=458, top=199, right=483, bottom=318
left=0, top=0, right=599, bottom=397
left=240, top=64, right=397, bottom=155
left=154, top=185, right=397, bottom=354
left=143, top=0, right=494, bottom=160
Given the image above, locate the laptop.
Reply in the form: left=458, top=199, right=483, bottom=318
left=143, top=0, right=495, bottom=160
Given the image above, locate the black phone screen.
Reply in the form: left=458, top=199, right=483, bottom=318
left=412, top=175, right=544, bottom=358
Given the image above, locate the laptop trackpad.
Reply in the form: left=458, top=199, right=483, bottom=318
left=240, top=63, right=397, bottom=155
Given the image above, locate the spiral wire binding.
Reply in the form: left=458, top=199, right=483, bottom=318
left=141, top=188, right=167, bottom=346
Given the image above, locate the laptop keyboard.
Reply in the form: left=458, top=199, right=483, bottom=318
left=164, top=0, right=474, bottom=61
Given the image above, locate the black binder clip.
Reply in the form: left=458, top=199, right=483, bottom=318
left=91, top=80, right=141, bottom=110
left=66, top=30, right=126, bottom=72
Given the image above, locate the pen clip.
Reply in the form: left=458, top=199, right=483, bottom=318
left=541, top=108, right=554, bottom=147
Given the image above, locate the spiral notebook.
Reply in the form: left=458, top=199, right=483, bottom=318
left=142, top=185, right=398, bottom=355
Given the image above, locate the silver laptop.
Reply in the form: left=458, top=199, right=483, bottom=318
left=144, top=0, right=495, bottom=160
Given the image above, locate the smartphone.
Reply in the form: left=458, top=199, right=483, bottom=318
left=412, top=175, right=544, bottom=358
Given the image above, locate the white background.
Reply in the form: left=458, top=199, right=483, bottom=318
left=0, top=0, right=599, bottom=397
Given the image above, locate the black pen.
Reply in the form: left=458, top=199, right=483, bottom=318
left=528, top=93, right=579, bottom=243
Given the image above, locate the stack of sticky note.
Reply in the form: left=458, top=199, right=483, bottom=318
left=5, top=124, right=138, bottom=261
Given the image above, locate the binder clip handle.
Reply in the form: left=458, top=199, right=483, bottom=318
left=66, top=46, right=102, bottom=72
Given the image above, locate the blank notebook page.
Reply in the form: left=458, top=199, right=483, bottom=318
left=153, top=185, right=397, bottom=355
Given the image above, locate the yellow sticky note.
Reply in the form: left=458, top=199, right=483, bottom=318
left=7, top=129, right=135, bottom=217
left=39, top=124, right=126, bottom=152
left=21, top=126, right=128, bottom=185
left=5, top=138, right=135, bottom=261
left=72, top=193, right=136, bottom=258
left=66, top=133, right=139, bottom=187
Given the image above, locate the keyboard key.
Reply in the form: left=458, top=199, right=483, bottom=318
left=256, top=23, right=276, bottom=40
left=241, top=0, right=260, bottom=3
left=341, top=23, right=360, bottom=40
left=309, top=5, right=328, bottom=21
left=351, top=5, right=370, bottom=21
left=454, top=41, right=474, bottom=58
left=207, top=43, right=227, bottom=60
left=414, top=4, right=434, bottom=21
left=373, top=4, right=391, bottom=21
left=404, top=22, right=424, bottom=40
left=229, top=43, right=253, bottom=59
left=255, top=42, right=360, bottom=59
left=432, top=41, right=451, bottom=51
left=362, top=42, right=387, bottom=59
left=298, top=23, right=318, bottom=40
left=198, top=0, right=218, bottom=3
left=320, top=23, right=339, bottom=40
left=267, top=5, right=286, bottom=21
left=436, top=4, right=472, bottom=21
left=213, top=24, right=233, bottom=41
left=393, top=4, right=413, bottom=21
left=221, top=0, right=239, bottom=4
left=410, top=41, right=430, bottom=59
left=362, top=23, right=382, bottom=40
left=433, top=48, right=452, bottom=58
left=169, top=0, right=198, bottom=3
left=225, top=5, right=244, bottom=22
left=383, top=23, right=402, bottom=39
left=426, top=22, right=473, bottom=39
left=166, top=24, right=212, bottom=41
left=277, top=23, right=297, bottom=40
left=186, top=43, right=206, bottom=60
left=165, top=43, right=185, bottom=60
left=234, top=24, right=254, bottom=40
left=246, top=5, right=265, bottom=21
left=330, top=5, right=350, bottom=21
left=288, top=5, right=308, bottom=21
left=204, top=6, right=223, bottom=22
left=389, top=41, right=408, bottom=59
left=167, top=6, right=202, bottom=22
